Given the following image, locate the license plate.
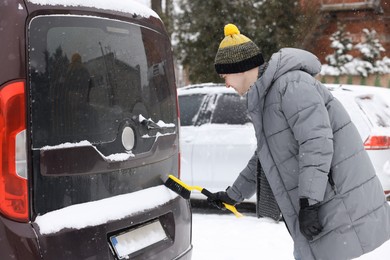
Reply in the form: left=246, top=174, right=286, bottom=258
left=109, top=220, right=168, bottom=259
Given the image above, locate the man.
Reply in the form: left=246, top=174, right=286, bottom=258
left=208, top=23, right=390, bottom=260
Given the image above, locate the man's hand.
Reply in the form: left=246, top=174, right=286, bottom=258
left=207, top=190, right=238, bottom=210
left=299, top=198, right=323, bottom=240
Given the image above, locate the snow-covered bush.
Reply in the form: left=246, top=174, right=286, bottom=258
left=321, top=26, right=389, bottom=78
left=355, top=29, right=385, bottom=63
left=325, top=23, right=353, bottom=69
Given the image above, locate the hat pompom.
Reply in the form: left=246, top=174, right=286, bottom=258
left=224, top=24, right=240, bottom=37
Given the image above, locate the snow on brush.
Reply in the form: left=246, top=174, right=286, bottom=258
left=26, top=0, right=159, bottom=18
left=35, top=185, right=178, bottom=235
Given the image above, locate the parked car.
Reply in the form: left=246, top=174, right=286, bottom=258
left=178, top=83, right=390, bottom=204
left=327, top=84, right=390, bottom=198
left=178, top=84, right=257, bottom=202
left=0, top=1, right=192, bottom=259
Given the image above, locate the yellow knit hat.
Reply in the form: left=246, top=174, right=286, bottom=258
left=215, top=24, right=264, bottom=74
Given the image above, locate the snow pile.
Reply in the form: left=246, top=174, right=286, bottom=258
left=35, top=185, right=178, bottom=235
left=41, top=140, right=91, bottom=150
left=156, top=120, right=175, bottom=128
left=26, top=0, right=159, bottom=18
left=105, top=153, right=134, bottom=162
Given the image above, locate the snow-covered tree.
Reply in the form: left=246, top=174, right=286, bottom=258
left=355, top=28, right=385, bottom=64
left=174, top=0, right=263, bottom=83
left=254, top=0, right=303, bottom=59
left=174, top=0, right=304, bottom=83
left=321, top=25, right=390, bottom=83
left=325, top=23, right=353, bottom=70
left=354, top=28, right=387, bottom=75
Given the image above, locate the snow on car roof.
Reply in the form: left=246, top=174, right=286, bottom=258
left=326, top=83, right=390, bottom=96
left=178, top=83, right=237, bottom=95
left=26, top=0, right=159, bottom=18
left=326, top=84, right=390, bottom=132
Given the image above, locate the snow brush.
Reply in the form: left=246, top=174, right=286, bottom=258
left=164, top=174, right=243, bottom=218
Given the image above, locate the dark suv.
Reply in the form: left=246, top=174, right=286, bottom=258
left=0, top=1, right=192, bottom=259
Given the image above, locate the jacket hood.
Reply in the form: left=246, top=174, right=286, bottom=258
left=247, top=48, right=322, bottom=147
left=254, top=48, right=321, bottom=96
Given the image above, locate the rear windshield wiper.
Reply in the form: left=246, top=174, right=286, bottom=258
left=137, top=115, right=161, bottom=130
left=134, top=115, right=176, bottom=133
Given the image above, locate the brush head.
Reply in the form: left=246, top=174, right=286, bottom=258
left=164, top=176, right=191, bottom=200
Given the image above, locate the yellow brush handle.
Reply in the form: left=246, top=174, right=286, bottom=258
left=168, top=175, right=203, bottom=192
left=223, top=203, right=244, bottom=218
left=168, top=175, right=243, bottom=218
left=199, top=187, right=244, bottom=218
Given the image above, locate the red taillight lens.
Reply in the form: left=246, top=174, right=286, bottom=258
left=364, top=135, right=390, bottom=150
left=0, top=81, right=29, bottom=222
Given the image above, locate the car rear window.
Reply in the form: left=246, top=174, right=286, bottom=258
left=28, top=15, right=178, bottom=214
left=179, top=92, right=251, bottom=126
left=178, top=94, right=205, bottom=126
left=29, top=15, right=176, bottom=149
left=211, top=94, right=251, bottom=125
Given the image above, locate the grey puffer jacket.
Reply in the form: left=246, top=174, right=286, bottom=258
left=227, top=48, right=390, bottom=260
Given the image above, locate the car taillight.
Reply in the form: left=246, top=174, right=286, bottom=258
left=0, top=80, right=29, bottom=222
left=364, top=135, right=390, bottom=150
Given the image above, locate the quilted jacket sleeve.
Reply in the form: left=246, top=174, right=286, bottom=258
left=281, top=80, right=333, bottom=203
left=227, top=152, right=258, bottom=202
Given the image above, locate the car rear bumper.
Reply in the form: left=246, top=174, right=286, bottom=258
left=0, top=215, right=41, bottom=260
left=29, top=194, right=192, bottom=259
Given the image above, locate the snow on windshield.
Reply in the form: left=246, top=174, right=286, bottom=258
left=178, top=85, right=234, bottom=96
left=26, top=0, right=159, bottom=18
left=35, top=185, right=178, bottom=235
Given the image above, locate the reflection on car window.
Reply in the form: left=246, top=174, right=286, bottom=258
left=179, top=94, right=205, bottom=126
left=29, top=16, right=176, bottom=148
left=356, top=95, right=390, bottom=128
left=211, top=94, right=251, bottom=125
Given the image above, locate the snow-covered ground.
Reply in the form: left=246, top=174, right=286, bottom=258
left=192, top=211, right=390, bottom=260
